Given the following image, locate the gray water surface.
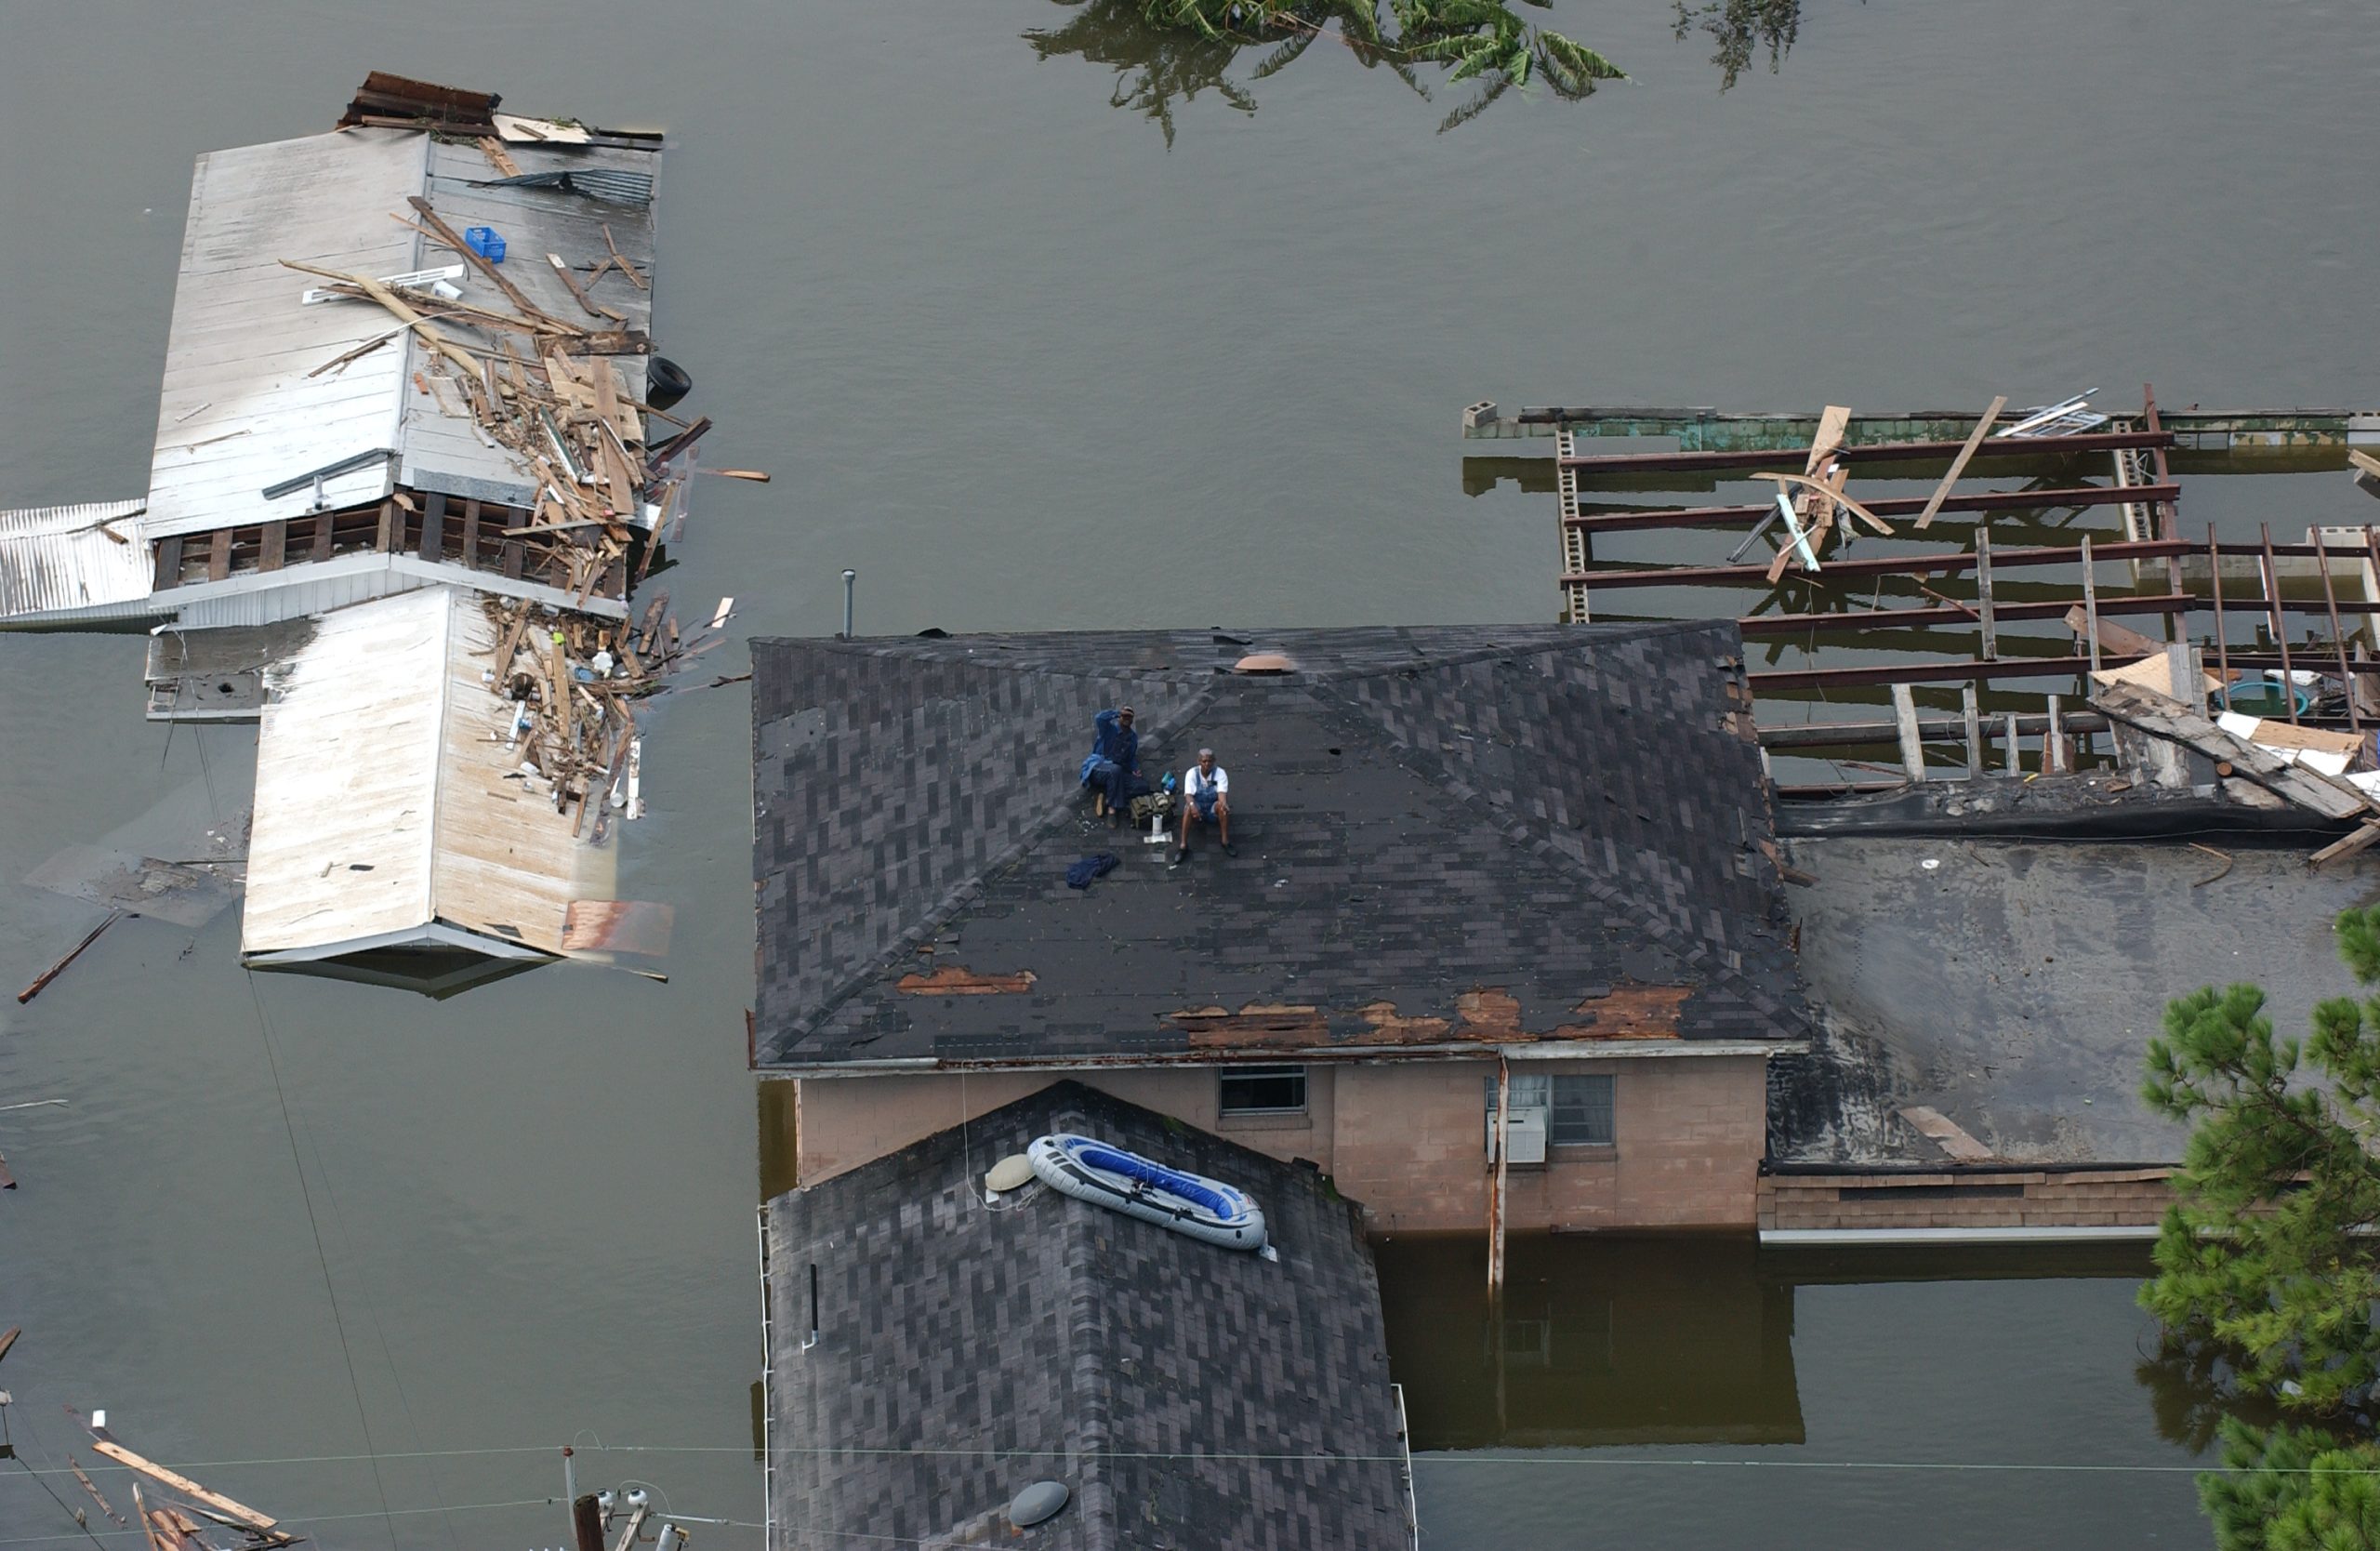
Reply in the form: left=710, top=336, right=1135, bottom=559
left=7, top=1, right=2374, bottom=1544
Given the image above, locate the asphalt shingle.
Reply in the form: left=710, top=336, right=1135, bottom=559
left=763, top=1080, right=1413, bottom=1551
left=750, top=624, right=1808, bottom=1067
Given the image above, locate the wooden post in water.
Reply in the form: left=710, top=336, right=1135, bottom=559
left=1487, top=1056, right=1511, bottom=1298
left=1975, top=530, right=1998, bottom=660
left=2081, top=536, right=2103, bottom=678
left=1891, top=684, right=1926, bottom=782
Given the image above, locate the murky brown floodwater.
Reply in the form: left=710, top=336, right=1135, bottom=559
left=5, top=2, right=2376, bottom=1544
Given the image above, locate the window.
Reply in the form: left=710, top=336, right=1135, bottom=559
left=1551, top=1074, right=1615, bottom=1146
left=1220, top=1066, right=1308, bottom=1116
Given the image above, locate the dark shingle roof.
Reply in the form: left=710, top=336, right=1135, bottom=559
left=762, top=1080, right=1412, bottom=1551
left=750, top=624, right=1807, bottom=1067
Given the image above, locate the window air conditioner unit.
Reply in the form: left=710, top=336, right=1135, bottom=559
left=1488, top=1107, right=1550, bottom=1165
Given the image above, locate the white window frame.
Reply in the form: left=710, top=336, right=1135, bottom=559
left=1219, top=1065, right=1309, bottom=1117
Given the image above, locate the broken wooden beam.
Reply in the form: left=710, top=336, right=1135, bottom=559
left=90, top=1438, right=280, bottom=1531
left=18, top=911, right=122, bottom=1005
left=2094, top=681, right=2372, bottom=821
left=1914, top=395, right=2008, bottom=529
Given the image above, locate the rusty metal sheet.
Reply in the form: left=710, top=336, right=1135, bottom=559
left=561, top=899, right=674, bottom=957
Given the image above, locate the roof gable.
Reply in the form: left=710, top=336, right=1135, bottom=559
left=764, top=1080, right=1411, bottom=1550
left=752, top=625, right=1808, bottom=1067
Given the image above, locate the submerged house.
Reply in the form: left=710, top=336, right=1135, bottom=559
left=749, top=624, right=1811, bottom=1235
left=0, top=74, right=700, bottom=989
left=760, top=1080, right=1416, bottom=1549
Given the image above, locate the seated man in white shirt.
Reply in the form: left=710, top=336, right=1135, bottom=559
left=1172, top=748, right=1234, bottom=865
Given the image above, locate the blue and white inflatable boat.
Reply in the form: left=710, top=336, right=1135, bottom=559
left=1026, top=1133, right=1268, bottom=1253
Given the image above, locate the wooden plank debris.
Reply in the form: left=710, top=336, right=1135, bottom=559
left=2095, top=681, right=2371, bottom=821
left=71, top=1457, right=128, bottom=1528
left=1913, top=395, right=2008, bottom=530
left=17, top=911, right=121, bottom=1005
left=90, top=1438, right=279, bottom=1531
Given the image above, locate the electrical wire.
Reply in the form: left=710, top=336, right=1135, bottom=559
left=242, top=968, right=401, bottom=1549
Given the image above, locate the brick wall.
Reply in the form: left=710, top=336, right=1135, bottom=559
left=1760, top=1168, right=2175, bottom=1232
left=787, top=1053, right=1770, bottom=1234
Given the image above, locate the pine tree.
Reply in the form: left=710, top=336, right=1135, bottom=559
left=2141, top=905, right=2380, bottom=1547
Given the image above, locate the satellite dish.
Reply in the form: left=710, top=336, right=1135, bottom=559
left=1010, top=1479, right=1070, bottom=1528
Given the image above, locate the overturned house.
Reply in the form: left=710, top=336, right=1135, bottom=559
left=1, top=74, right=709, bottom=990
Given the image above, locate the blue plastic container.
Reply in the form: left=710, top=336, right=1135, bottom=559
left=462, top=226, right=506, bottom=264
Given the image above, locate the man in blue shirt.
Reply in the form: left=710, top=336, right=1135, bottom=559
left=1078, top=706, right=1139, bottom=823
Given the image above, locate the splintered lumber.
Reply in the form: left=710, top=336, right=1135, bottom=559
left=603, top=224, right=650, bottom=291
left=132, top=1482, right=165, bottom=1551
left=2064, top=603, right=2161, bottom=659
left=1915, top=395, right=2009, bottom=529
left=72, top=1456, right=128, bottom=1526
left=278, top=261, right=481, bottom=377
left=2313, top=821, right=2380, bottom=867
left=0, top=1327, right=17, bottom=1363
left=1749, top=471, right=1894, bottom=536
left=2350, top=448, right=2380, bottom=499
left=18, top=910, right=122, bottom=1004
left=92, top=1438, right=278, bottom=1531
left=548, top=253, right=624, bottom=321
left=2094, top=682, right=2372, bottom=821
left=477, top=136, right=522, bottom=177
left=408, top=196, right=558, bottom=327
left=701, top=468, right=771, bottom=482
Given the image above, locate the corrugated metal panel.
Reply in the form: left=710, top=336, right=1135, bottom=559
left=242, top=586, right=611, bottom=960
left=397, top=138, right=660, bottom=498
left=144, top=130, right=428, bottom=540
left=0, top=500, right=158, bottom=625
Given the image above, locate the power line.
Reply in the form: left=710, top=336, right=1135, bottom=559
left=7, top=1439, right=2363, bottom=1478
left=242, top=968, right=401, bottom=1549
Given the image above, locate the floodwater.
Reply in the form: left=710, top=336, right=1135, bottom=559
left=3, top=0, right=2373, bottom=1544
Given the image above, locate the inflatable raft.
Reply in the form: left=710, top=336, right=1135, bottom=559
left=1026, top=1133, right=1268, bottom=1253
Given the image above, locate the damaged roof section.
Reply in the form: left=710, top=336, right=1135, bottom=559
left=242, top=584, right=610, bottom=973
left=750, top=624, right=1810, bottom=1069
left=764, top=1080, right=1413, bottom=1550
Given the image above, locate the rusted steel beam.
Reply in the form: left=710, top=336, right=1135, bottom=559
left=1758, top=710, right=2111, bottom=749
left=1558, top=429, right=2174, bottom=475
left=1738, top=593, right=2188, bottom=637
left=1750, top=654, right=2141, bottom=691
left=1566, top=482, right=2179, bottom=533
left=1564, top=537, right=2195, bottom=590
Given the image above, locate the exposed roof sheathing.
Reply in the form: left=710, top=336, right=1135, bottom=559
left=750, top=624, right=1809, bottom=1068
left=764, top=1080, right=1412, bottom=1551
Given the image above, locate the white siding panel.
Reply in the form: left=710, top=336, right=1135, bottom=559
left=243, top=587, right=449, bottom=955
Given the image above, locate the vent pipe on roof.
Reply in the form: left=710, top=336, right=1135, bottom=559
left=841, top=570, right=856, bottom=639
